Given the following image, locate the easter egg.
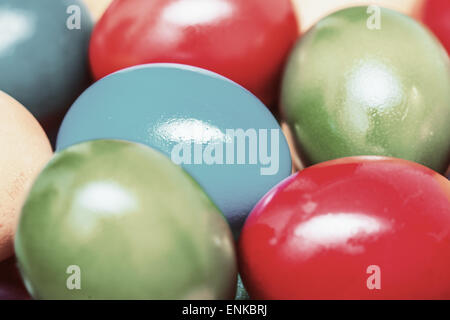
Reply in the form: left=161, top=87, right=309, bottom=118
left=0, top=0, right=93, bottom=127
left=0, top=91, right=52, bottom=263
left=420, top=0, right=450, bottom=55
left=83, top=0, right=112, bottom=20
left=15, top=139, right=237, bottom=300
left=89, top=0, right=299, bottom=107
left=281, top=7, right=450, bottom=173
left=292, top=0, right=424, bottom=33
left=239, top=156, right=450, bottom=299
left=0, top=257, right=30, bottom=300
left=57, top=64, right=292, bottom=238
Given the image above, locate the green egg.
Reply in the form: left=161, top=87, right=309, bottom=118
left=15, top=139, right=237, bottom=299
left=281, top=6, right=450, bottom=173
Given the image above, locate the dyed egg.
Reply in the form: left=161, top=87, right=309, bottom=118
left=0, top=0, right=92, bottom=128
left=420, top=0, right=450, bottom=55
left=83, top=0, right=112, bottom=20
left=292, top=0, right=424, bottom=33
left=0, top=91, right=52, bottom=262
left=281, top=7, right=450, bottom=173
left=89, top=0, right=299, bottom=107
left=0, top=257, right=30, bottom=300
left=57, top=64, right=292, bottom=238
left=15, top=140, right=237, bottom=299
left=239, top=156, right=450, bottom=299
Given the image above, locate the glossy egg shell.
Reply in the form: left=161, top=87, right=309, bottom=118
left=0, top=91, right=52, bottom=262
left=89, top=0, right=299, bottom=107
left=0, top=0, right=92, bottom=125
left=15, top=140, right=237, bottom=299
left=239, top=156, right=450, bottom=299
left=281, top=7, right=450, bottom=173
left=56, top=64, right=292, bottom=238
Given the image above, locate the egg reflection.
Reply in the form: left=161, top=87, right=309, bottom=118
left=346, top=59, right=404, bottom=112
left=69, top=181, right=138, bottom=237
left=162, top=0, right=233, bottom=26
left=154, top=118, right=228, bottom=144
left=290, top=213, right=390, bottom=258
left=0, top=9, right=35, bottom=56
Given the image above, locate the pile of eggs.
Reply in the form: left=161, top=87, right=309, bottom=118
left=0, top=0, right=449, bottom=300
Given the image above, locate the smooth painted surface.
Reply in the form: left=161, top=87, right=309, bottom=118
left=15, top=140, right=237, bottom=300
left=239, top=156, right=450, bottom=299
left=57, top=64, right=292, bottom=237
left=281, top=7, right=450, bottom=173
left=0, top=0, right=93, bottom=123
left=89, top=0, right=299, bottom=107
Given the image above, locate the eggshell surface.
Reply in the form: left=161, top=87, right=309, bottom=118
left=56, top=64, right=292, bottom=237
left=0, top=91, right=52, bottom=262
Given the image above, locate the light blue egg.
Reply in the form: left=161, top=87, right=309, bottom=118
left=0, top=0, right=92, bottom=124
left=57, top=63, right=292, bottom=237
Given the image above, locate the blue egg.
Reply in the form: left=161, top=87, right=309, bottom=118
left=57, top=63, right=292, bottom=237
left=0, top=0, right=92, bottom=125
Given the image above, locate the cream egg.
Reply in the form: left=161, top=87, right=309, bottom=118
left=84, top=0, right=113, bottom=20
left=0, top=91, right=52, bottom=262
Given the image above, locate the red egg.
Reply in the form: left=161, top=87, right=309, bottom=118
left=239, top=157, right=450, bottom=299
left=89, top=0, right=299, bottom=107
left=421, top=0, right=450, bottom=55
